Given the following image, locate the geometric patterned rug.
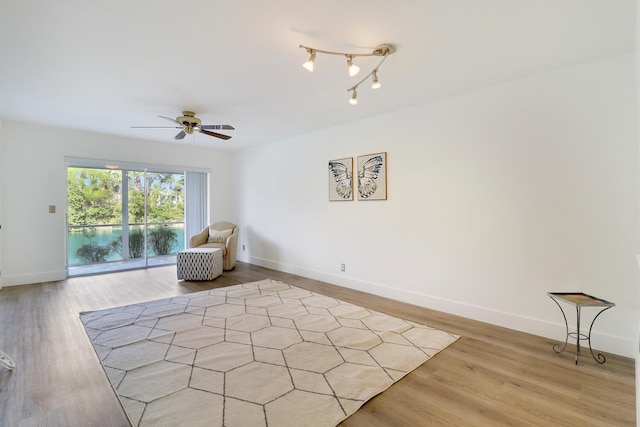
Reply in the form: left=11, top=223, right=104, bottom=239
left=80, top=279, right=459, bottom=427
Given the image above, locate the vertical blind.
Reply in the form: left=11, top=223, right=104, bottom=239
left=185, top=171, right=208, bottom=247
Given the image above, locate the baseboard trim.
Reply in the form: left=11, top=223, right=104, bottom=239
left=242, top=255, right=635, bottom=358
left=1, top=270, right=67, bottom=287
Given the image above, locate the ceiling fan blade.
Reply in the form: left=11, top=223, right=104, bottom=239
left=131, top=126, right=182, bottom=129
left=199, top=129, right=231, bottom=140
left=175, top=130, right=187, bottom=140
left=159, top=115, right=184, bottom=126
left=200, top=125, right=235, bottom=130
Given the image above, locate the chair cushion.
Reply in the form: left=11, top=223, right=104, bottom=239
left=208, top=227, right=233, bottom=243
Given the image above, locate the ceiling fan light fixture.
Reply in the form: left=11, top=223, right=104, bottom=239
left=299, top=43, right=396, bottom=104
left=302, top=50, right=316, bottom=72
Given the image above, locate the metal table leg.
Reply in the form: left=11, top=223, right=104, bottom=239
left=550, top=296, right=570, bottom=355
left=586, top=306, right=613, bottom=364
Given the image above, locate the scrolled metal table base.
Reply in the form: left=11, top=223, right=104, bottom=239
left=549, top=296, right=612, bottom=365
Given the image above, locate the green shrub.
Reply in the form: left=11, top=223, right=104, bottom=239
left=111, top=229, right=146, bottom=259
left=128, top=229, right=145, bottom=258
left=76, top=228, right=113, bottom=263
left=76, top=243, right=112, bottom=263
left=148, top=225, right=177, bottom=255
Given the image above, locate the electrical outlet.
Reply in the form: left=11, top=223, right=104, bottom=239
left=340, top=263, right=345, bottom=272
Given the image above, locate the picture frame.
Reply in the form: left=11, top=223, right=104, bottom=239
left=357, top=152, right=387, bottom=200
left=328, top=157, right=353, bottom=201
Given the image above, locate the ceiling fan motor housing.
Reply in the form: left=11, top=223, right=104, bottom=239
left=177, top=111, right=201, bottom=134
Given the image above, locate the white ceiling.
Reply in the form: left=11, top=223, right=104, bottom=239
left=0, top=1, right=635, bottom=150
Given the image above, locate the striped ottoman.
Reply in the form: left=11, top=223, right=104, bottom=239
left=177, top=248, right=223, bottom=281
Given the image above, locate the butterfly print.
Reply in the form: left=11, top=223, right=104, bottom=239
left=329, top=161, right=353, bottom=199
left=358, top=155, right=384, bottom=199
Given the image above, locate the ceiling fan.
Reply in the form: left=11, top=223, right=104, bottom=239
left=133, top=111, right=234, bottom=140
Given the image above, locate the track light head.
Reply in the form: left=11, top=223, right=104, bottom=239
left=302, top=50, right=315, bottom=72
left=347, top=55, right=360, bottom=77
left=371, top=70, right=381, bottom=89
left=349, top=88, right=358, bottom=105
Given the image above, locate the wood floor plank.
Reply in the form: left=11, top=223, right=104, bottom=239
left=0, top=262, right=635, bottom=426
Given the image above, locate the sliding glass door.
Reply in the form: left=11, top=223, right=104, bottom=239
left=127, top=170, right=186, bottom=266
left=67, top=163, right=189, bottom=276
left=67, top=167, right=124, bottom=270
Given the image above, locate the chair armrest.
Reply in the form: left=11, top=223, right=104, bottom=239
left=189, top=227, right=209, bottom=248
left=224, top=229, right=239, bottom=269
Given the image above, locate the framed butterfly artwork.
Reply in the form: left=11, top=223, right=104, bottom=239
left=357, top=152, right=387, bottom=200
left=328, top=157, right=354, bottom=201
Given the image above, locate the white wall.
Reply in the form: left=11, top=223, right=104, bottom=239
left=235, top=54, right=640, bottom=358
left=0, top=122, right=233, bottom=286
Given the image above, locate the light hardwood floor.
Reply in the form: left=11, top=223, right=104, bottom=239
left=0, top=262, right=635, bottom=426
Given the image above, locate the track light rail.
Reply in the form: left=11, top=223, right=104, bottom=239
left=298, top=44, right=396, bottom=57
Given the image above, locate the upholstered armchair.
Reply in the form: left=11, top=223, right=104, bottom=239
left=189, top=221, right=239, bottom=270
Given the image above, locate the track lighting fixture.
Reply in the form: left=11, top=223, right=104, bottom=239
left=371, top=69, right=381, bottom=89
left=299, top=43, right=396, bottom=105
left=346, top=55, right=360, bottom=77
left=349, top=88, right=358, bottom=105
left=302, top=49, right=315, bottom=72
